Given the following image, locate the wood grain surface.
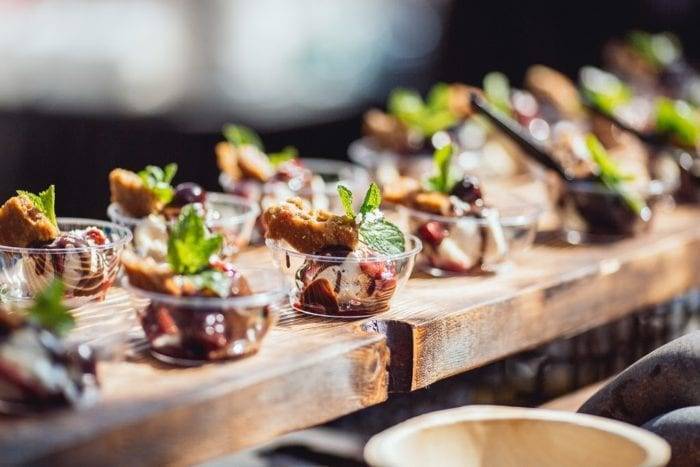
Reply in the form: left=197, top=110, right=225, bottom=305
left=1, top=207, right=699, bottom=465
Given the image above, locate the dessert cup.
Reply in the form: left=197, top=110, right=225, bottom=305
left=560, top=179, right=676, bottom=243
left=108, top=192, right=259, bottom=257
left=262, top=158, right=371, bottom=212
left=0, top=218, right=132, bottom=309
left=398, top=204, right=541, bottom=276
left=124, top=268, right=287, bottom=366
left=266, top=236, right=421, bottom=318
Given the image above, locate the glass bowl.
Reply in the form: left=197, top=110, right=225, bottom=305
left=266, top=236, right=422, bottom=319
left=348, top=137, right=434, bottom=184
left=0, top=218, right=132, bottom=309
left=107, top=192, right=259, bottom=257
left=123, top=268, right=288, bottom=366
left=262, top=158, right=371, bottom=213
left=397, top=204, right=541, bottom=276
left=560, top=179, right=676, bottom=244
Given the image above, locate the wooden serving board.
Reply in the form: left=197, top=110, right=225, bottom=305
left=2, top=207, right=700, bottom=465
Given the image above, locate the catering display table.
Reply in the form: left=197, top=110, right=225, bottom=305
left=2, top=207, right=700, bottom=466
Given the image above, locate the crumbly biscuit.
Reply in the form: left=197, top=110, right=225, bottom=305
left=411, top=191, right=452, bottom=216
left=215, top=141, right=242, bottom=180
left=121, top=251, right=180, bottom=295
left=109, top=169, right=161, bottom=218
left=0, top=196, right=59, bottom=247
left=382, top=176, right=421, bottom=204
left=362, top=109, right=413, bottom=153
left=263, top=198, right=358, bottom=254
left=524, top=65, right=583, bottom=119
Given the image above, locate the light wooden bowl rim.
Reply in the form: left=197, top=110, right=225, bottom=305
left=364, top=405, right=671, bottom=467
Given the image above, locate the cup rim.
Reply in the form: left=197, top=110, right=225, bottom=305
left=122, top=267, right=289, bottom=308
left=0, top=217, right=132, bottom=254
left=397, top=203, right=542, bottom=227
left=265, top=234, right=423, bottom=263
left=107, top=192, right=259, bottom=228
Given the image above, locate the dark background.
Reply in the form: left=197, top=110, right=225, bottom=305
left=1, top=0, right=700, bottom=219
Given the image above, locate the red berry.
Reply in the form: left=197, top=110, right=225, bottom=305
left=417, top=221, right=448, bottom=247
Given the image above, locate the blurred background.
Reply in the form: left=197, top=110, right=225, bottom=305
left=1, top=0, right=700, bottom=218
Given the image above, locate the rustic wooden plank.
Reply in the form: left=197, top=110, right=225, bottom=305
left=377, top=207, right=700, bottom=391
left=2, top=207, right=700, bottom=465
left=0, top=305, right=389, bottom=466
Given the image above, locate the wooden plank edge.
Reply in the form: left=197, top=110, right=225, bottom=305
left=380, top=229, right=700, bottom=392
left=5, top=334, right=389, bottom=466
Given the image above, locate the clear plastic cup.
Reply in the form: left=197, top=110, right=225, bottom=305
left=266, top=236, right=422, bottom=318
left=0, top=218, right=132, bottom=309
left=398, top=204, right=541, bottom=276
left=124, top=268, right=288, bottom=366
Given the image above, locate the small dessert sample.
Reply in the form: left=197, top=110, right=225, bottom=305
left=0, top=186, right=131, bottom=307
left=471, top=87, right=674, bottom=242
left=603, top=31, right=700, bottom=106
left=216, top=124, right=369, bottom=213
left=580, top=66, right=700, bottom=149
left=0, top=280, right=98, bottom=413
left=560, top=134, right=666, bottom=240
left=349, top=81, right=533, bottom=186
left=384, top=144, right=540, bottom=275
left=264, top=184, right=421, bottom=318
left=122, top=205, right=286, bottom=365
left=108, top=163, right=258, bottom=259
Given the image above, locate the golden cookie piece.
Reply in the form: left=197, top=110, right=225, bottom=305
left=382, top=176, right=421, bottom=205
left=362, top=109, right=414, bottom=153
left=263, top=198, right=358, bottom=254
left=109, top=168, right=161, bottom=218
left=215, top=141, right=242, bottom=180
left=411, top=191, right=452, bottom=216
left=121, top=250, right=180, bottom=295
left=524, top=65, right=584, bottom=120
left=0, top=196, right=59, bottom=247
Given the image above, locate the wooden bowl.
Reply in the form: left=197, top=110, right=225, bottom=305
left=365, top=405, right=670, bottom=467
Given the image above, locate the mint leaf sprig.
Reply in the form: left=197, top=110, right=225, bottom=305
left=138, top=163, right=178, bottom=205
left=222, top=124, right=264, bottom=150
left=425, top=144, right=455, bottom=193
left=387, top=83, right=457, bottom=137
left=28, top=280, right=75, bottom=336
left=268, top=146, right=299, bottom=167
left=337, top=183, right=405, bottom=256
left=585, top=134, right=646, bottom=215
left=167, top=205, right=223, bottom=275
left=580, top=67, right=632, bottom=115
left=655, top=97, right=700, bottom=148
left=483, top=71, right=512, bottom=116
left=627, top=31, right=682, bottom=69
left=17, top=185, right=57, bottom=227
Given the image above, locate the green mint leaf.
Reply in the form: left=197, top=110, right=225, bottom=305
left=185, top=270, right=232, bottom=298
left=163, top=163, right=178, bottom=184
left=138, top=164, right=178, bottom=205
left=359, top=183, right=382, bottom=215
left=628, top=31, right=681, bottom=68
left=359, top=218, right=405, bottom=256
left=580, top=67, right=632, bottom=115
left=222, top=124, right=264, bottom=150
left=337, top=185, right=355, bottom=219
left=268, top=146, right=299, bottom=167
left=483, top=71, right=512, bottom=115
left=655, top=97, right=700, bottom=147
left=17, top=185, right=57, bottom=227
left=426, top=83, right=451, bottom=112
left=167, top=205, right=223, bottom=275
left=586, top=134, right=646, bottom=215
left=426, top=144, right=454, bottom=193
left=387, top=86, right=456, bottom=137
left=27, top=280, right=74, bottom=336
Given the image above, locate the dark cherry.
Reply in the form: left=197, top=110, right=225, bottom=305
left=417, top=221, right=449, bottom=248
left=172, top=182, right=206, bottom=206
left=449, top=176, right=483, bottom=205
